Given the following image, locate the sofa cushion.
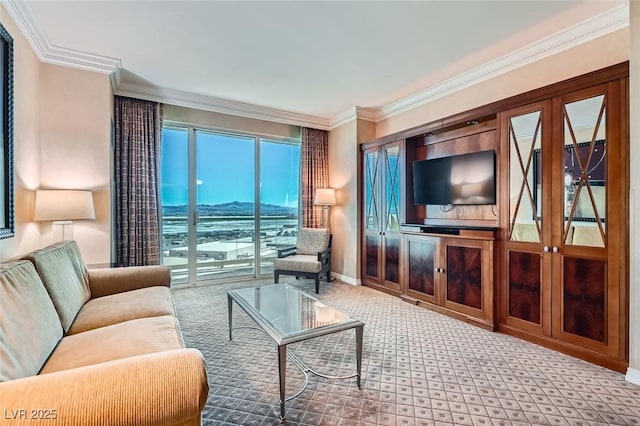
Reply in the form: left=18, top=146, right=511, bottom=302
left=296, top=228, right=330, bottom=255
left=40, top=315, right=185, bottom=374
left=23, top=241, right=91, bottom=333
left=0, top=261, right=63, bottom=381
left=68, top=286, right=177, bottom=335
left=274, top=254, right=322, bottom=273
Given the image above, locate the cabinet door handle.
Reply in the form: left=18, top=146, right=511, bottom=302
left=435, top=267, right=440, bottom=273
left=552, top=246, right=559, bottom=253
left=543, top=246, right=550, bottom=253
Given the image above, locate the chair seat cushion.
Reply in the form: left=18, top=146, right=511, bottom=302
left=67, top=286, right=176, bottom=335
left=274, top=255, right=322, bottom=273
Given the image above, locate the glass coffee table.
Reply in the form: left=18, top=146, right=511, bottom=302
left=227, top=284, right=364, bottom=420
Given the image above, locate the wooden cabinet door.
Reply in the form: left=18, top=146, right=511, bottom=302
left=381, top=142, right=402, bottom=291
left=442, top=238, right=494, bottom=327
left=501, top=83, right=627, bottom=365
left=500, top=101, right=552, bottom=336
left=362, top=141, right=403, bottom=292
left=404, top=234, right=440, bottom=304
left=362, top=147, right=382, bottom=284
left=549, top=83, right=625, bottom=359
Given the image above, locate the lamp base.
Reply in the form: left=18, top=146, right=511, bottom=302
left=320, top=206, right=331, bottom=229
left=52, top=221, right=74, bottom=242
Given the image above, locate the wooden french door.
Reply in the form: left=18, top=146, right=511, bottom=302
left=502, top=101, right=552, bottom=336
left=502, top=81, right=627, bottom=364
left=362, top=141, right=402, bottom=292
left=549, top=83, right=624, bottom=358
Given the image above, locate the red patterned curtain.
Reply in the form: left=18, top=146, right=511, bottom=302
left=301, top=128, right=329, bottom=228
left=114, top=96, right=163, bottom=266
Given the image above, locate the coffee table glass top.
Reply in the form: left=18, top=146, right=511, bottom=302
left=228, top=284, right=363, bottom=345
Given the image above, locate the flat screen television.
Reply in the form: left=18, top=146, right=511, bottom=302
left=413, top=150, right=496, bottom=205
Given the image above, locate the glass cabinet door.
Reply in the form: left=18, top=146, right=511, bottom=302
left=503, top=84, right=624, bottom=361
left=363, top=148, right=380, bottom=280
left=561, top=95, right=606, bottom=248
left=554, top=90, right=611, bottom=347
left=362, top=141, right=403, bottom=290
left=508, top=109, right=543, bottom=244
left=383, top=144, right=400, bottom=234
left=382, top=144, right=401, bottom=285
left=503, top=102, right=550, bottom=332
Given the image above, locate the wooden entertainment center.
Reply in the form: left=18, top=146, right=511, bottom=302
left=360, top=63, right=629, bottom=372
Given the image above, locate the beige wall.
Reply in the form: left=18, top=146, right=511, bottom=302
left=0, top=5, right=113, bottom=264
left=327, top=118, right=375, bottom=283
left=628, top=2, right=640, bottom=382
left=377, top=29, right=629, bottom=138
left=38, top=64, right=112, bottom=265
left=164, top=104, right=300, bottom=139
left=328, top=119, right=358, bottom=282
left=0, top=5, right=42, bottom=260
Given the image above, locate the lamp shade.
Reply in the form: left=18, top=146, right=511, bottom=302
left=34, top=190, right=96, bottom=221
left=314, top=188, right=336, bottom=206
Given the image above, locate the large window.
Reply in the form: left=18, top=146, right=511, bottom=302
left=160, top=126, right=300, bottom=286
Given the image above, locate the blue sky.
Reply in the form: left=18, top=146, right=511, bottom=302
left=160, top=128, right=300, bottom=207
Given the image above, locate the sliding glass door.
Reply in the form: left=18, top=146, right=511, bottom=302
left=259, top=139, right=301, bottom=275
left=160, top=127, right=189, bottom=285
left=160, top=125, right=300, bottom=286
left=195, top=131, right=256, bottom=282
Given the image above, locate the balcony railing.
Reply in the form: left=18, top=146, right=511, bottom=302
left=161, top=215, right=298, bottom=284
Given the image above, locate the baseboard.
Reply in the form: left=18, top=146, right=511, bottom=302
left=626, top=367, right=640, bottom=385
left=332, top=272, right=360, bottom=286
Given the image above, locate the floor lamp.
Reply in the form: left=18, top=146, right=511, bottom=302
left=34, top=190, right=96, bottom=241
left=314, top=188, right=336, bottom=229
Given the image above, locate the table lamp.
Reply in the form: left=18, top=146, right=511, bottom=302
left=314, top=188, right=336, bottom=228
left=34, top=189, right=96, bottom=241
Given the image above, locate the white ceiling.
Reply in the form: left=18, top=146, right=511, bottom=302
left=4, top=1, right=629, bottom=128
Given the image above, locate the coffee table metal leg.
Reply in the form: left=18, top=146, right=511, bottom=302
left=355, top=325, right=363, bottom=388
left=278, top=344, right=287, bottom=419
left=227, top=294, right=233, bottom=341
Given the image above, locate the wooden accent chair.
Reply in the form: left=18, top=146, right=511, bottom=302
left=273, top=227, right=332, bottom=293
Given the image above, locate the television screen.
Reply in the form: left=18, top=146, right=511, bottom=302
left=413, top=150, right=496, bottom=205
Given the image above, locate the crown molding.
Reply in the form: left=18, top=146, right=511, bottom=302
left=2, top=0, right=121, bottom=74
left=116, top=82, right=330, bottom=130
left=3, top=0, right=326, bottom=128
left=329, top=106, right=377, bottom=129
left=376, top=3, right=629, bottom=122
left=3, top=0, right=629, bottom=130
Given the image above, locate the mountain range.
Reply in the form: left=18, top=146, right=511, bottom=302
left=162, top=201, right=297, bottom=217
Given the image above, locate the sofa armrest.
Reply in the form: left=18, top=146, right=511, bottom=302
left=88, top=265, right=171, bottom=298
left=0, top=349, right=209, bottom=426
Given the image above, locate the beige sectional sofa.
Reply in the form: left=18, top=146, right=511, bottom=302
left=0, top=241, right=209, bottom=425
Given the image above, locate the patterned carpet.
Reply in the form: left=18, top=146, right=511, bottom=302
left=172, top=278, right=640, bottom=425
